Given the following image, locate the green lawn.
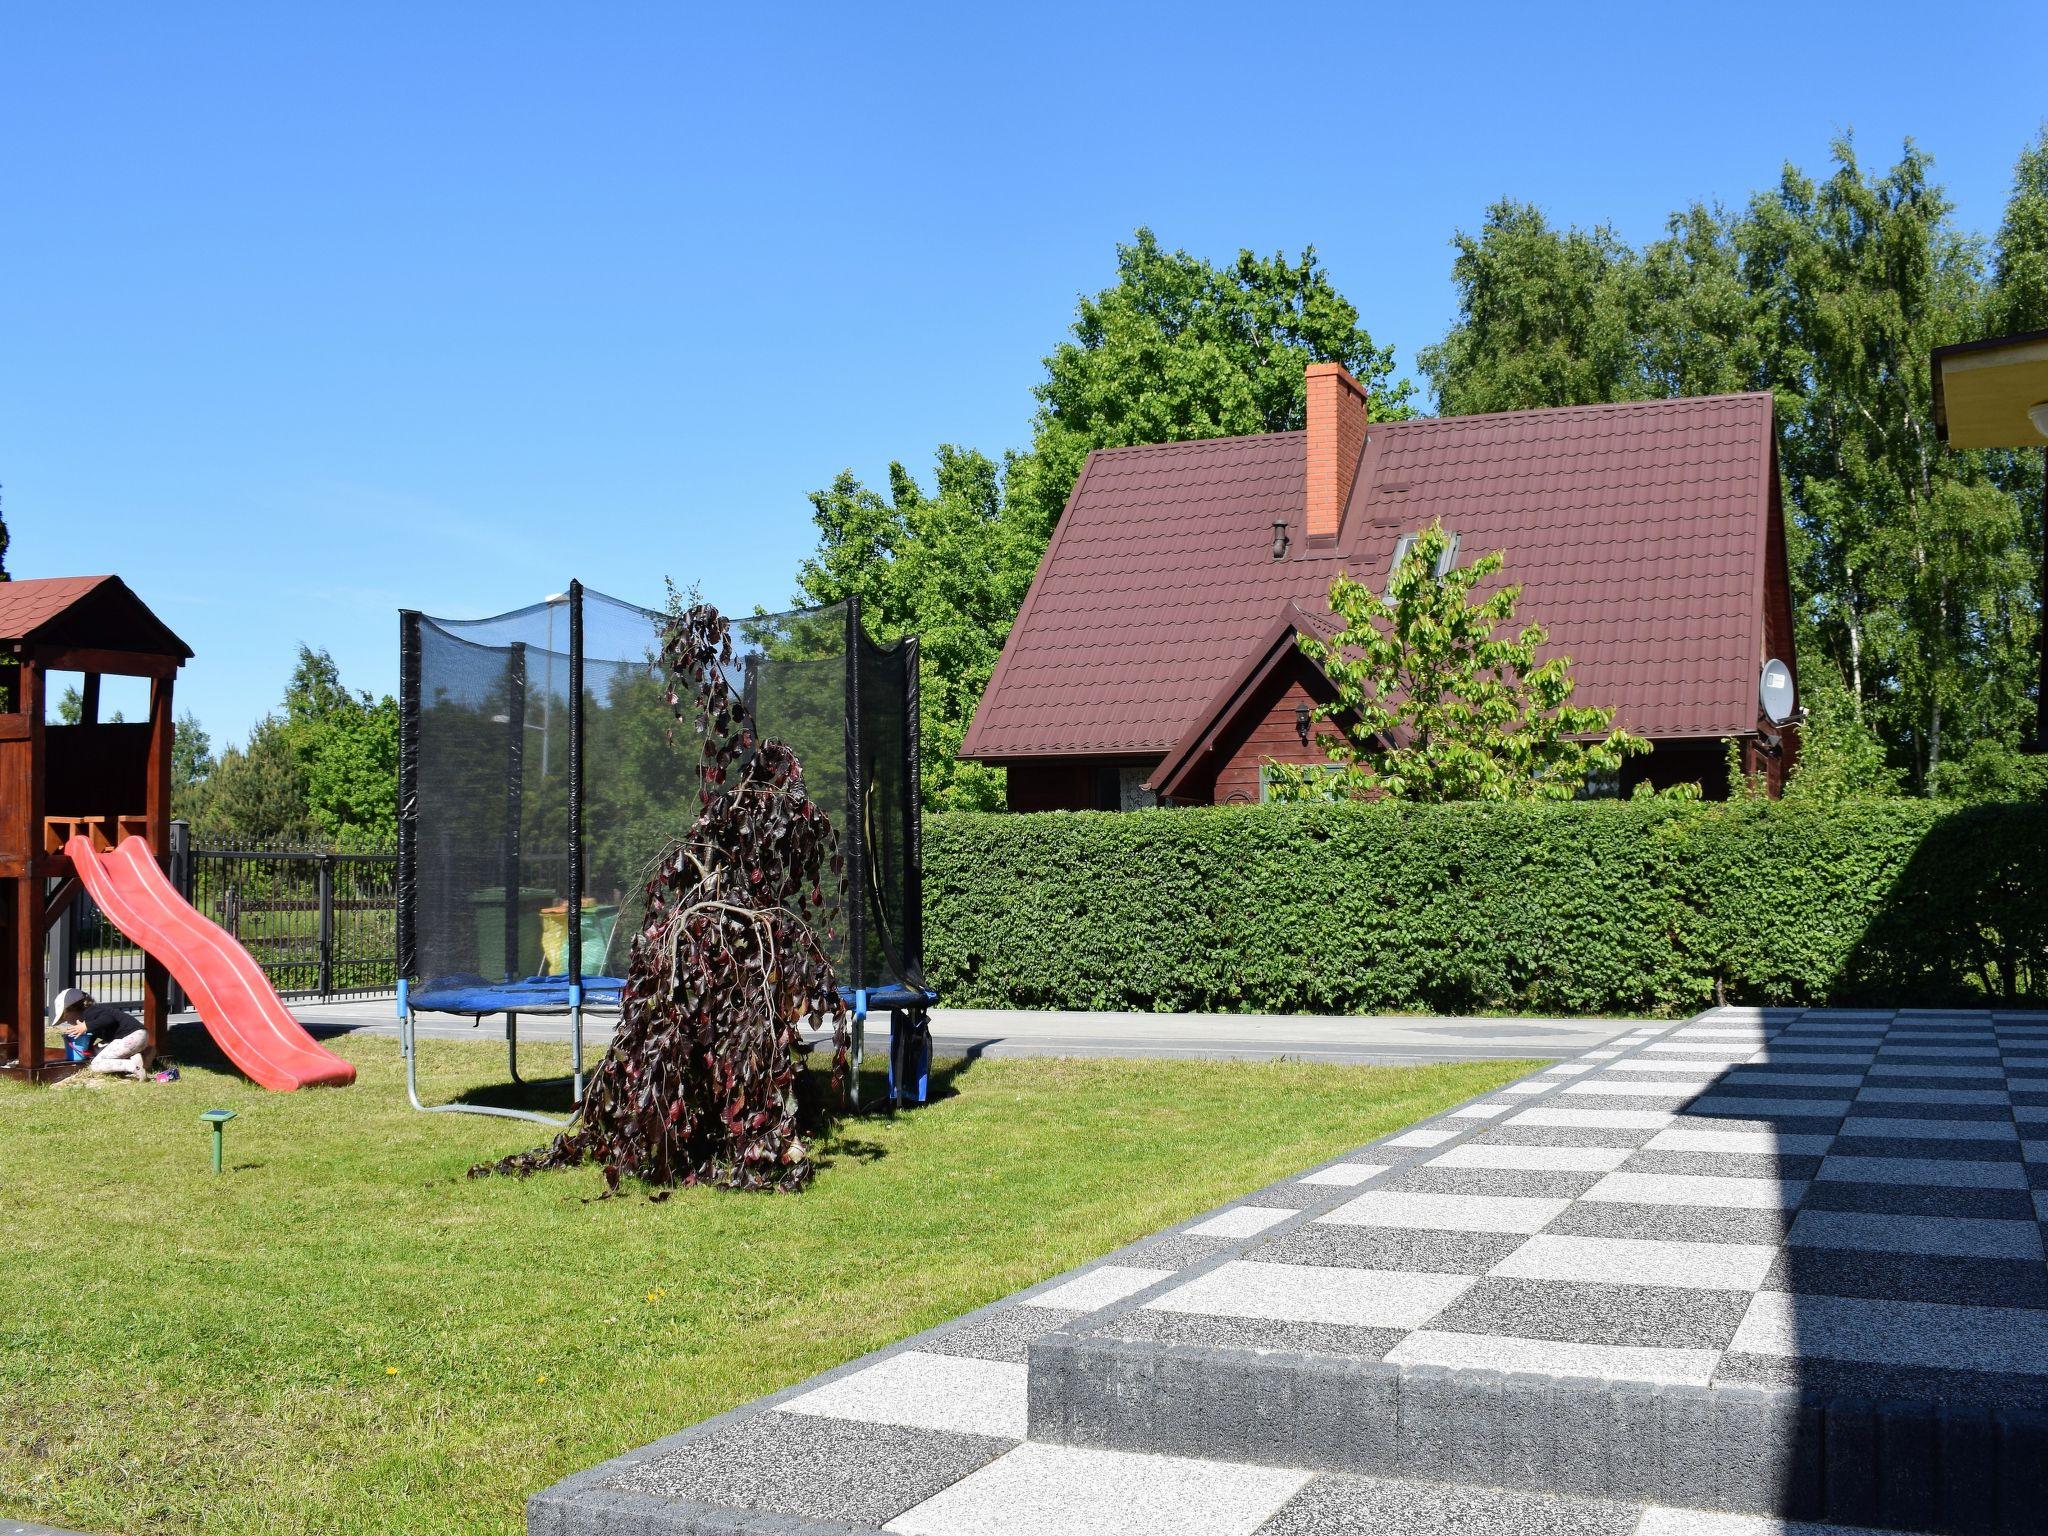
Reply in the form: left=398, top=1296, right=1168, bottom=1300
left=2, top=1029, right=1531, bottom=1536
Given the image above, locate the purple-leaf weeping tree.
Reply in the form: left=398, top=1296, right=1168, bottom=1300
left=476, top=599, right=849, bottom=1193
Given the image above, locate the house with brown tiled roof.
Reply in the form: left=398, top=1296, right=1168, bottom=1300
left=959, top=364, right=1800, bottom=809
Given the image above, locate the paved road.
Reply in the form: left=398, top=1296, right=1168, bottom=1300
left=232, top=999, right=1644, bottom=1067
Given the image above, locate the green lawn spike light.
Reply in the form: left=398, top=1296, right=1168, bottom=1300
left=199, top=1109, right=236, bottom=1174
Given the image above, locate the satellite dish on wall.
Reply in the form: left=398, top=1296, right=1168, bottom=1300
left=1759, top=658, right=1795, bottom=725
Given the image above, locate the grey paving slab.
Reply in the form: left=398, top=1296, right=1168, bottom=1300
left=1543, top=1201, right=1799, bottom=1246
left=1255, top=1223, right=1528, bottom=1275
left=1384, top=1330, right=1720, bottom=1385
left=1377, top=1165, right=1606, bottom=1200
left=1493, top=1234, right=1778, bottom=1292
left=1793, top=1180, right=2035, bottom=1220
left=1021, top=1265, right=1175, bottom=1311
left=1129, top=1234, right=1238, bottom=1268
left=1257, top=1472, right=1641, bottom=1535
left=1763, top=1247, right=2048, bottom=1309
left=602, top=1411, right=1013, bottom=1527
left=921, top=1306, right=1085, bottom=1364
left=1087, top=1308, right=1412, bottom=1360
left=1424, top=1276, right=1752, bottom=1350
left=1617, top=1150, right=1826, bottom=1182
left=1784, top=1208, right=2044, bottom=1260
left=1813, top=1153, right=2030, bottom=1189
left=1728, top=1290, right=2048, bottom=1375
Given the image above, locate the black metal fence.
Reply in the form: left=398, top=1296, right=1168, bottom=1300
left=54, top=824, right=399, bottom=1008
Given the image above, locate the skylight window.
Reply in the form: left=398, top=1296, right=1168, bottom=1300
left=1388, top=530, right=1460, bottom=586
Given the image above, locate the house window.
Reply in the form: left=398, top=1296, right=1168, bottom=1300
left=1389, top=530, right=1460, bottom=586
left=1118, top=764, right=1159, bottom=811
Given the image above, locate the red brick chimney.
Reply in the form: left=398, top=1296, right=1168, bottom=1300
left=1304, top=361, right=1368, bottom=542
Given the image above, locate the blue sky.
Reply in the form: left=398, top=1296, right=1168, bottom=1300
left=5, top=2, right=2043, bottom=743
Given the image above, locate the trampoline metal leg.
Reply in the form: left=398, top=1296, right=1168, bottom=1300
left=401, top=1004, right=571, bottom=1129
left=506, top=1012, right=522, bottom=1084
left=849, top=993, right=865, bottom=1112
left=571, top=1003, right=585, bottom=1105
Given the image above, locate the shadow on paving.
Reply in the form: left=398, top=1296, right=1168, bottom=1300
left=1667, top=1008, right=2048, bottom=1530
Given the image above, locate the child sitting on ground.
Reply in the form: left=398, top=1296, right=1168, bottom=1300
left=52, top=987, right=156, bottom=1079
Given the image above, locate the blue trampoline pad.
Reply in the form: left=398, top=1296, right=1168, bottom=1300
left=410, top=975, right=626, bottom=1015
left=409, top=975, right=933, bottom=1017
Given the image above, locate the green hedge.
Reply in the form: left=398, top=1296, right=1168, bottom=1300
left=922, top=800, right=2048, bottom=1015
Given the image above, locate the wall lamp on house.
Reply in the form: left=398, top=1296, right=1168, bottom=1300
left=1295, top=702, right=1312, bottom=744
left=1271, top=521, right=1290, bottom=560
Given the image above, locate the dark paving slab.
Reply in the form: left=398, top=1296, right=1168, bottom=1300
left=920, top=1305, right=1084, bottom=1364
left=1424, top=1277, right=1752, bottom=1350
left=1256, top=1472, right=1640, bottom=1535
left=599, top=1411, right=1012, bottom=1526
left=1087, top=1307, right=1411, bottom=1360
left=1255, top=1224, right=1527, bottom=1274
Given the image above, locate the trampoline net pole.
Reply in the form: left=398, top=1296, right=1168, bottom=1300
left=568, top=579, right=586, bottom=1104
left=396, top=610, right=421, bottom=998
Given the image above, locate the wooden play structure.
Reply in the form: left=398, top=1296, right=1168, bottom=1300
left=0, top=575, right=189, bottom=1082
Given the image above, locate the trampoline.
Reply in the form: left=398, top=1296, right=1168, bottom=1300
left=396, top=583, right=934, bottom=1126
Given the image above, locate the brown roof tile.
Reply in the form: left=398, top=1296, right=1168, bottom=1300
left=961, top=393, right=1779, bottom=760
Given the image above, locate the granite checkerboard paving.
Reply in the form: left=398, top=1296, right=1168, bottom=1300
left=529, top=1008, right=2048, bottom=1536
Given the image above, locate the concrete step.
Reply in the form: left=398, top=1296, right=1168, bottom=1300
left=1027, top=1330, right=2048, bottom=1535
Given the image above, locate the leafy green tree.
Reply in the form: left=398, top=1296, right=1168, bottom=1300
left=1927, top=736, right=2048, bottom=802
left=1008, top=229, right=1413, bottom=539
left=171, top=711, right=214, bottom=823
left=1986, top=126, right=2048, bottom=746
left=1744, top=138, right=2029, bottom=785
left=280, top=647, right=400, bottom=844
left=186, top=648, right=397, bottom=845
left=1268, top=522, right=1645, bottom=802
left=796, top=447, right=1032, bottom=810
left=53, top=684, right=125, bottom=725
left=189, top=720, right=313, bottom=844
left=1417, top=201, right=1646, bottom=414
left=1782, top=659, right=1904, bottom=803
left=1989, top=127, right=2048, bottom=336
left=0, top=483, right=10, bottom=580
left=1420, top=136, right=2044, bottom=791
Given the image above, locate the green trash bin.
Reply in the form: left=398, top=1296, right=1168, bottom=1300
left=470, top=886, right=552, bottom=980
left=540, top=900, right=620, bottom=975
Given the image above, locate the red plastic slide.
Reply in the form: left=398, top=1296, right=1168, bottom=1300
left=66, top=835, right=356, bottom=1090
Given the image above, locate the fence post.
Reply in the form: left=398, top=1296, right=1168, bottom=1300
left=317, top=853, right=335, bottom=999
left=166, top=820, right=191, bottom=1011
left=44, top=885, right=75, bottom=1013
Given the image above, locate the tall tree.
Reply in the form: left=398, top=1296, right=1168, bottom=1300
left=171, top=711, right=214, bottom=824
left=184, top=648, right=398, bottom=844
left=1986, top=126, right=2048, bottom=747
left=1744, top=138, right=2026, bottom=784
left=280, top=647, right=400, bottom=844
left=1417, top=201, right=1644, bottom=414
left=1007, top=228, right=1413, bottom=538
left=1422, top=136, right=2044, bottom=790
left=0, top=483, right=10, bottom=580
left=796, top=447, right=1032, bottom=810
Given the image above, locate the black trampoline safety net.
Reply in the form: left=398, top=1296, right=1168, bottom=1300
left=397, top=586, right=923, bottom=1005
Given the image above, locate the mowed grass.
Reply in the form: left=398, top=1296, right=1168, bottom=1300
left=1, top=1027, right=1532, bottom=1536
